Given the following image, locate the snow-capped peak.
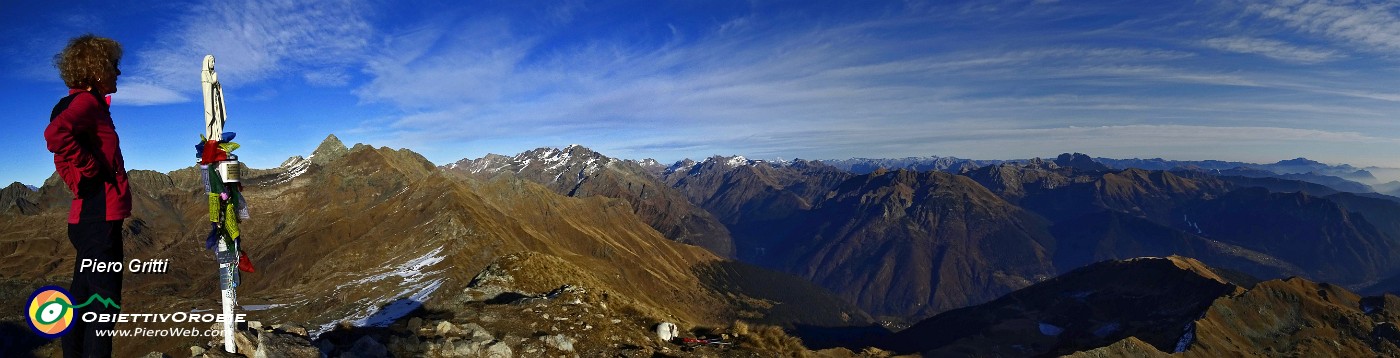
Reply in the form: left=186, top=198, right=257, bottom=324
left=726, top=156, right=749, bottom=167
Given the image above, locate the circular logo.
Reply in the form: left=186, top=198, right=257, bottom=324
left=27, top=286, right=75, bottom=338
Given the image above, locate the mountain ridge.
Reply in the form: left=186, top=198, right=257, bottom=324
left=0, top=137, right=866, bottom=357
left=445, top=145, right=736, bottom=257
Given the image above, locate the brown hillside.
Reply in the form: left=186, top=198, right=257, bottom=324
left=0, top=140, right=860, bottom=357
left=449, top=145, right=735, bottom=257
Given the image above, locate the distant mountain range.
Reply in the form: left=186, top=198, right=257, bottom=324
left=463, top=147, right=1400, bottom=323
left=823, top=154, right=1400, bottom=197
left=6, top=136, right=1400, bottom=356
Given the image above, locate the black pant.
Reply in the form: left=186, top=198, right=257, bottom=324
left=63, top=220, right=123, bottom=358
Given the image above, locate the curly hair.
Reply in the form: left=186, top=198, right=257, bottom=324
left=54, top=34, right=122, bottom=89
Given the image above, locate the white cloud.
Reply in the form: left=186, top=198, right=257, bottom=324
left=1202, top=36, right=1340, bottom=63
left=1242, top=0, right=1400, bottom=54
left=957, top=125, right=1395, bottom=144
left=111, top=82, right=188, bottom=106
left=352, top=9, right=1223, bottom=150
left=333, top=2, right=1400, bottom=168
left=130, top=0, right=373, bottom=102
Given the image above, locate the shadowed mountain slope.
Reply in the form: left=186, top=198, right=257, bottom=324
left=1177, top=187, right=1400, bottom=286
left=769, top=169, right=1057, bottom=320
left=880, top=256, right=1400, bottom=357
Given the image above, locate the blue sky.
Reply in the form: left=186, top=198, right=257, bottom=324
left=4, top=0, right=1400, bottom=186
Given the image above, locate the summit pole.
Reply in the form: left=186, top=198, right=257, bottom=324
left=201, top=55, right=238, bottom=353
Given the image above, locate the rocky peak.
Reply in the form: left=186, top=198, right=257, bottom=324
left=280, top=155, right=306, bottom=168
left=634, top=158, right=666, bottom=178
left=496, top=145, right=613, bottom=178
left=1055, top=152, right=1110, bottom=172
left=125, top=170, right=176, bottom=192
left=3, top=181, right=31, bottom=194
left=267, top=155, right=312, bottom=186
left=664, top=159, right=698, bottom=175
left=1, top=181, right=40, bottom=215
left=696, top=155, right=751, bottom=169
left=1023, top=157, right=1059, bottom=170
left=310, top=134, right=349, bottom=166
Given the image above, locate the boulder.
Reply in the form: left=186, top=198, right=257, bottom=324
left=343, top=336, right=388, bottom=358
left=274, top=323, right=309, bottom=338
left=453, top=339, right=490, bottom=356
left=484, top=341, right=513, bottom=358
left=540, top=334, right=576, bottom=352
left=254, top=331, right=319, bottom=358
left=460, top=322, right=494, bottom=342
left=234, top=330, right=258, bottom=355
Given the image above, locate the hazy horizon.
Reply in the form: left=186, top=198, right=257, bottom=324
left=9, top=136, right=1400, bottom=187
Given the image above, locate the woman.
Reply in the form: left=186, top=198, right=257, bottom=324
left=44, top=34, right=130, bottom=358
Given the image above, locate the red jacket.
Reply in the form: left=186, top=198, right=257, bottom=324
left=44, top=89, right=131, bottom=224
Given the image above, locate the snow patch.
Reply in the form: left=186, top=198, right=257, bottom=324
left=348, top=246, right=445, bottom=286
left=1038, top=322, right=1064, bottom=336
left=240, top=303, right=289, bottom=311
left=355, top=277, right=443, bottom=328
left=1175, top=322, right=1196, bottom=353
left=1183, top=214, right=1204, bottom=235
left=266, top=155, right=312, bottom=186
left=726, top=156, right=749, bottom=167
left=311, top=246, right=448, bottom=338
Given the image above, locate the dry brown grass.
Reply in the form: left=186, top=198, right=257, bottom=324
left=737, top=324, right=811, bottom=357
left=730, top=320, right=750, bottom=337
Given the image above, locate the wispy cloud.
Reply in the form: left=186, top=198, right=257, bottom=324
left=12, top=1, right=1400, bottom=186
left=350, top=7, right=1207, bottom=151
left=113, top=82, right=187, bottom=106
left=335, top=1, right=1400, bottom=167
left=1242, top=0, right=1400, bottom=54
left=126, top=0, right=373, bottom=105
left=1201, top=36, right=1341, bottom=63
left=955, top=125, right=1396, bottom=144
